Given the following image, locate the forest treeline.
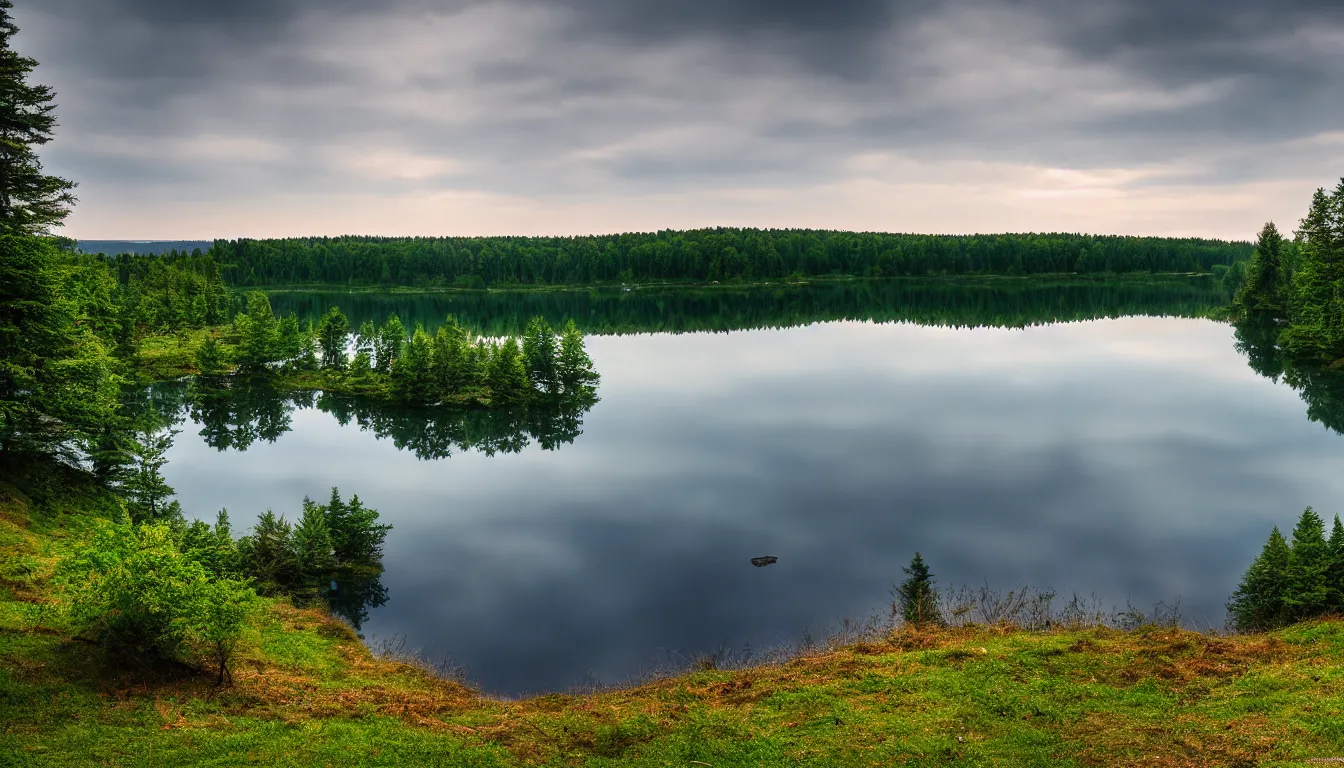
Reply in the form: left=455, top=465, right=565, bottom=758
left=1234, top=179, right=1344, bottom=365
left=148, top=231, right=1256, bottom=288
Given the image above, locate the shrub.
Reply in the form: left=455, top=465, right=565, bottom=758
left=61, top=521, right=257, bottom=683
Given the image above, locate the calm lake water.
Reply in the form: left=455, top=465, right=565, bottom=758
left=157, top=281, right=1344, bottom=695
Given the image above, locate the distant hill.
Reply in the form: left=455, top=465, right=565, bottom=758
left=78, top=240, right=214, bottom=256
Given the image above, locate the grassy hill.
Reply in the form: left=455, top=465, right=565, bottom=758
left=3, top=465, right=1343, bottom=767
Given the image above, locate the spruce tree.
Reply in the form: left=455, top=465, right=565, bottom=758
left=1327, top=514, right=1344, bottom=611
left=0, top=1, right=76, bottom=235
left=316, top=306, right=350, bottom=370
left=522, top=316, right=559, bottom=396
left=487, top=336, right=530, bottom=405
left=195, top=334, right=224, bottom=376
left=1282, top=180, right=1344, bottom=359
left=430, top=319, right=468, bottom=397
left=120, top=415, right=182, bottom=525
left=895, top=552, right=942, bottom=627
left=1286, top=507, right=1332, bottom=620
left=390, top=327, right=434, bottom=403
left=239, top=510, right=298, bottom=594
left=1228, top=527, right=1292, bottom=630
left=233, top=292, right=281, bottom=374
left=293, top=497, right=336, bottom=579
left=1235, top=222, right=1287, bottom=314
left=557, top=319, right=598, bottom=395
left=375, top=315, right=405, bottom=374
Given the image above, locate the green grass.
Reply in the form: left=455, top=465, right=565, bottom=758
left=3, top=466, right=1344, bottom=766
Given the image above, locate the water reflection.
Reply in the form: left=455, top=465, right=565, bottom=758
left=142, top=379, right=598, bottom=460
left=1232, top=313, right=1344, bottom=435
left=268, top=275, right=1229, bottom=336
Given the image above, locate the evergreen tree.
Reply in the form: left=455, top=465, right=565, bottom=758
left=557, top=319, right=598, bottom=395
left=316, top=306, right=350, bottom=370
left=1286, top=507, right=1332, bottom=620
left=375, top=315, right=405, bottom=374
left=195, top=334, right=224, bottom=376
left=522, top=316, right=560, bottom=396
left=322, top=488, right=390, bottom=568
left=1235, top=222, right=1288, bottom=314
left=431, top=317, right=469, bottom=397
left=0, top=1, right=76, bottom=235
left=487, top=336, right=530, bottom=405
left=239, top=510, right=298, bottom=594
left=1282, top=180, right=1344, bottom=360
left=233, top=292, right=281, bottom=374
left=354, top=319, right=376, bottom=360
left=293, top=497, right=336, bottom=579
left=895, top=552, right=941, bottom=627
left=1228, top=526, right=1292, bottom=630
left=390, top=326, right=435, bottom=403
left=120, top=414, right=182, bottom=525
left=275, top=315, right=308, bottom=370
left=1328, top=514, right=1344, bottom=611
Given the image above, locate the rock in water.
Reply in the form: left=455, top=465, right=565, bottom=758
left=751, top=556, right=778, bottom=567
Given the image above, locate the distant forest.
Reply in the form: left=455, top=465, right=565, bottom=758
left=79, top=240, right=214, bottom=256
left=126, top=231, right=1256, bottom=288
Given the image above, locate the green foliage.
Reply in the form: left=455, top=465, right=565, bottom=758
left=390, top=326, right=435, bottom=403
left=209, top=230, right=1253, bottom=287
left=1229, top=508, right=1344, bottom=631
left=1241, top=180, right=1344, bottom=365
left=522, top=316, right=559, bottom=396
left=234, top=292, right=283, bottom=374
left=238, top=510, right=299, bottom=596
left=557, top=319, right=599, bottom=395
left=179, top=509, right=242, bottom=579
left=486, top=336, right=530, bottom=405
left=294, top=498, right=337, bottom=580
left=317, top=306, right=350, bottom=370
left=118, top=411, right=183, bottom=525
left=1234, top=222, right=1288, bottom=314
left=60, top=520, right=257, bottom=683
left=375, top=314, right=405, bottom=374
left=322, top=488, right=389, bottom=569
left=194, top=333, right=225, bottom=376
left=0, top=2, right=76, bottom=235
left=0, top=236, right=121, bottom=459
left=895, top=552, right=942, bottom=627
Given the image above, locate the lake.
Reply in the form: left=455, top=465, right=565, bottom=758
left=156, top=278, right=1344, bottom=695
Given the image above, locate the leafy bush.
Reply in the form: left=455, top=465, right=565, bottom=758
left=61, top=521, right=257, bottom=683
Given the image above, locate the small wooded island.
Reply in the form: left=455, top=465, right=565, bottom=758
left=195, top=292, right=600, bottom=409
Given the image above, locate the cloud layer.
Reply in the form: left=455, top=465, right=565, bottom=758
left=14, top=0, right=1344, bottom=238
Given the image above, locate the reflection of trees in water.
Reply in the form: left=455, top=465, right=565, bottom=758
left=268, top=276, right=1232, bottom=338
left=322, top=573, right=389, bottom=633
left=139, top=378, right=596, bottom=459
left=1233, top=314, right=1344, bottom=435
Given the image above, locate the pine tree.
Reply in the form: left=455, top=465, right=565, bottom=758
left=239, top=510, right=298, bottom=594
left=522, top=316, right=559, bottom=396
left=120, top=414, right=182, bottom=524
left=195, top=334, right=224, bottom=376
left=0, top=1, right=76, bottom=235
left=321, top=488, right=390, bottom=568
left=895, top=552, right=942, bottom=627
left=293, top=497, right=336, bottom=579
left=375, top=315, right=405, bottom=374
left=431, top=317, right=469, bottom=397
left=316, top=306, right=350, bottom=371
left=1235, top=222, right=1287, bottom=314
left=557, top=319, right=598, bottom=395
left=390, top=327, right=435, bottom=403
left=233, top=292, right=280, bottom=374
left=487, top=336, right=530, bottom=405
left=354, top=319, right=377, bottom=363
left=1282, top=180, right=1344, bottom=360
left=1327, top=514, right=1344, bottom=611
left=1228, top=526, right=1292, bottom=630
left=1285, top=507, right=1332, bottom=621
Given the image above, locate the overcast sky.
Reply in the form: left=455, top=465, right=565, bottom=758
left=15, top=0, right=1344, bottom=239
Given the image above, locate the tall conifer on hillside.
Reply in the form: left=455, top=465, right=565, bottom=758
left=0, top=0, right=76, bottom=234
left=0, top=3, right=118, bottom=459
